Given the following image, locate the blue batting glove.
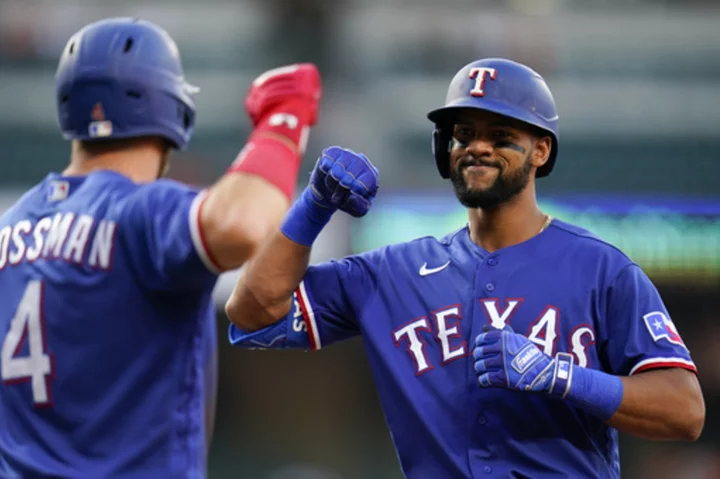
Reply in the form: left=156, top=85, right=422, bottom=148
left=473, top=325, right=624, bottom=420
left=473, top=325, right=557, bottom=393
left=281, top=146, right=379, bottom=246
left=308, top=146, right=379, bottom=217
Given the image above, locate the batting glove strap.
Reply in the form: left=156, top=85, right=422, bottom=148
left=547, top=352, right=574, bottom=399
left=553, top=359, right=625, bottom=421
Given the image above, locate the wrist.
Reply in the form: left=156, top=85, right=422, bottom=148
left=225, top=137, right=302, bottom=201
left=549, top=353, right=624, bottom=420
left=251, top=99, right=314, bottom=154
left=280, top=187, right=335, bottom=246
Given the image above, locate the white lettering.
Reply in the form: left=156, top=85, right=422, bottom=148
left=393, top=318, right=433, bottom=374
left=481, top=299, right=522, bottom=329
left=527, top=307, right=559, bottom=355
left=43, top=213, right=75, bottom=258
left=0, top=226, right=11, bottom=269
left=469, top=67, right=497, bottom=97
left=88, top=220, right=116, bottom=269
left=570, top=326, right=595, bottom=368
left=433, top=307, right=466, bottom=364
left=9, top=220, right=32, bottom=265
left=63, top=215, right=94, bottom=264
left=26, top=218, right=52, bottom=262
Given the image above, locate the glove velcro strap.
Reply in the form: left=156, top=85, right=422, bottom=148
left=548, top=352, right=575, bottom=399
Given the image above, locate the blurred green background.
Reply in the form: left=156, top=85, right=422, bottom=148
left=1, top=0, right=718, bottom=477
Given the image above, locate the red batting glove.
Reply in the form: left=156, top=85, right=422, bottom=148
left=245, top=63, right=322, bottom=154
left=226, top=63, right=323, bottom=200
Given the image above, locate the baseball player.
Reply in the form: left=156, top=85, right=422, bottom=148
left=224, top=58, right=705, bottom=478
left=0, top=18, right=322, bottom=478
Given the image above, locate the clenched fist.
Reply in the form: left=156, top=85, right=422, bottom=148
left=306, top=146, right=379, bottom=218
left=245, top=64, right=322, bottom=153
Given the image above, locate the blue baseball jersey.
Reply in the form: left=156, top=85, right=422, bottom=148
left=0, top=171, right=220, bottom=478
left=230, top=219, right=696, bottom=478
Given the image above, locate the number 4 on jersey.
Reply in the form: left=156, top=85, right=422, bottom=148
left=1, top=280, right=54, bottom=406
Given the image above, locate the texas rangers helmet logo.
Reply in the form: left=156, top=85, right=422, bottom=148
left=91, top=103, right=105, bottom=121
left=469, top=67, right=497, bottom=97
left=643, top=311, right=686, bottom=348
left=89, top=102, right=113, bottom=138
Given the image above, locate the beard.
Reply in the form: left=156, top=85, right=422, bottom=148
left=450, top=154, right=533, bottom=209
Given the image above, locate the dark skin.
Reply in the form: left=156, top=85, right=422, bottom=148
left=226, top=108, right=705, bottom=441
left=447, top=109, right=552, bottom=252
left=449, top=109, right=704, bottom=440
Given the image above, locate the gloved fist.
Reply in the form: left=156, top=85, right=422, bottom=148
left=306, top=146, right=379, bottom=218
left=245, top=63, right=322, bottom=154
left=245, top=63, right=322, bottom=127
left=473, top=325, right=569, bottom=395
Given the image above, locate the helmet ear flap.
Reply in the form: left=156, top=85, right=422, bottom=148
left=432, top=128, right=452, bottom=179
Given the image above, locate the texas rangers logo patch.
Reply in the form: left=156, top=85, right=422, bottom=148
left=643, top=311, right=685, bottom=348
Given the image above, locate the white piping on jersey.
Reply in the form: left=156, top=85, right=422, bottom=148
left=629, top=357, right=696, bottom=376
left=298, top=280, right=322, bottom=350
left=188, top=190, right=222, bottom=274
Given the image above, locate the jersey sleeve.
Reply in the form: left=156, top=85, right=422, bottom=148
left=601, top=264, right=697, bottom=376
left=120, top=180, right=220, bottom=291
left=229, top=253, right=378, bottom=351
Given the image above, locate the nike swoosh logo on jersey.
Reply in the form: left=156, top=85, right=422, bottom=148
left=419, top=261, right=451, bottom=276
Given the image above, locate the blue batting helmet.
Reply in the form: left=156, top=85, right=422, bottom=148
left=56, top=18, right=198, bottom=150
left=427, top=58, right=559, bottom=178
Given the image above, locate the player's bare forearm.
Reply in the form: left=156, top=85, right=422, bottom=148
left=225, top=232, right=311, bottom=331
left=199, top=173, right=289, bottom=271
left=226, top=147, right=379, bottom=332
left=607, top=368, right=704, bottom=441
left=198, top=63, right=322, bottom=272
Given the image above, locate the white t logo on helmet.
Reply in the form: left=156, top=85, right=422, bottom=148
left=468, top=67, right=497, bottom=97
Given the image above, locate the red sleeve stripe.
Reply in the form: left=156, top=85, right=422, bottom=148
left=296, top=280, right=321, bottom=351
left=188, top=191, right=222, bottom=274
left=629, top=357, right=697, bottom=376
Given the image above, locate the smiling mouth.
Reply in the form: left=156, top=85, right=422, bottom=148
left=461, top=161, right=500, bottom=174
left=459, top=157, right=501, bottom=170
left=463, top=165, right=498, bottom=177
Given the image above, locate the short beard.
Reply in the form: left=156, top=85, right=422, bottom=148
left=450, top=155, right=533, bottom=209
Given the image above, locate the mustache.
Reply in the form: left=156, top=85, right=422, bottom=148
left=457, top=156, right=502, bottom=170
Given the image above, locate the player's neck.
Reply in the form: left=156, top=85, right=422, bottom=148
left=466, top=186, right=547, bottom=253
left=63, top=139, right=167, bottom=183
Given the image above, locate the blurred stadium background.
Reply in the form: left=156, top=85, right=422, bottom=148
left=1, top=0, right=719, bottom=477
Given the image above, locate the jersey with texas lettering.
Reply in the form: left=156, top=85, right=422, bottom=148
left=230, top=219, right=696, bottom=479
left=0, top=171, right=220, bottom=479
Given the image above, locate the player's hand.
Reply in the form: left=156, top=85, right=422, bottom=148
left=305, top=146, right=379, bottom=218
left=245, top=63, right=322, bottom=127
left=473, top=325, right=556, bottom=393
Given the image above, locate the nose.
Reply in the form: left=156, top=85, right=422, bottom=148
left=466, top=135, right=494, bottom=157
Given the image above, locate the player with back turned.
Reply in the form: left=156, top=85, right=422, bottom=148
left=0, top=18, right=322, bottom=478
left=225, top=58, right=704, bottom=478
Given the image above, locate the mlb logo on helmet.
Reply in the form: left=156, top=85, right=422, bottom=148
left=89, top=102, right=113, bottom=138
left=643, top=311, right=686, bottom=348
